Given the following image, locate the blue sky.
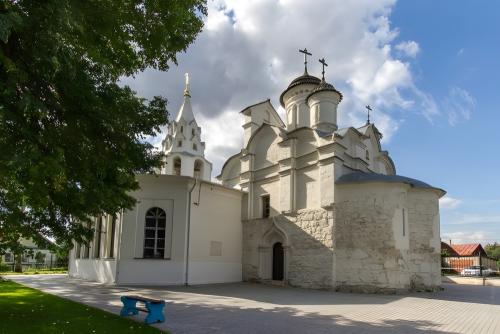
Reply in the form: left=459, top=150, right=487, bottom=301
left=124, top=0, right=500, bottom=245
left=387, top=1, right=500, bottom=244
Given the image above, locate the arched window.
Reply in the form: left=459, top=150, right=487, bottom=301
left=143, top=207, right=166, bottom=258
left=194, top=160, right=204, bottom=179
left=173, top=157, right=181, bottom=175
left=315, top=105, right=319, bottom=124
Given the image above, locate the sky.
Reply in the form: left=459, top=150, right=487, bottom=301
left=121, top=0, right=500, bottom=246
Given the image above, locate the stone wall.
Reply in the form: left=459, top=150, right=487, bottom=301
left=334, top=183, right=442, bottom=293
left=334, top=183, right=410, bottom=293
left=242, top=184, right=442, bottom=293
left=406, top=190, right=442, bottom=290
left=242, top=208, right=334, bottom=289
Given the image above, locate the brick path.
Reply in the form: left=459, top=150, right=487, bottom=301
left=8, top=275, right=500, bottom=334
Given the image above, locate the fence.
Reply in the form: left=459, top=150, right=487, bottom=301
left=0, top=260, right=68, bottom=272
left=442, top=255, right=499, bottom=276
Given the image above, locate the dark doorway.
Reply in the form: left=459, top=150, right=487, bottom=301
left=272, top=242, right=284, bottom=281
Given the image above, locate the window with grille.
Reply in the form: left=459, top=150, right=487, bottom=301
left=143, top=207, right=166, bottom=258
left=262, top=195, right=270, bottom=218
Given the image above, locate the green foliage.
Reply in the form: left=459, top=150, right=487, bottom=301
left=485, top=243, right=500, bottom=268
left=34, top=251, right=45, bottom=263
left=0, top=280, right=167, bottom=333
left=0, top=0, right=207, bottom=252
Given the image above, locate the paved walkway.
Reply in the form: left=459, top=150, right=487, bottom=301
left=8, top=275, right=500, bottom=334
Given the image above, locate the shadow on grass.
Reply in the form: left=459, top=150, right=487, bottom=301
left=0, top=279, right=166, bottom=334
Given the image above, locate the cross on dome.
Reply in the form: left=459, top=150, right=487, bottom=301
left=299, top=48, right=312, bottom=74
left=319, top=58, right=328, bottom=81
left=365, top=105, right=372, bottom=125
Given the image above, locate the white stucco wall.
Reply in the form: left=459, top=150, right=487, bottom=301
left=116, top=175, right=189, bottom=285
left=188, top=182, right=243, bottom=284
left=69, top=259, right=117, bottom=284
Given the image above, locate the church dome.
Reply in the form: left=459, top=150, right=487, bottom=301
left=306, top=79, right=343, bottom=104
left=279, top=73, right=321, bottom=107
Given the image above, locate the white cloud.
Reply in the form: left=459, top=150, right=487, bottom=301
left=441, top=231, right=491, bottom=244
left=395, top=41, right=420, bottom=58
left=444, top=87, right=475, bottom=126
left=440, top=196, right=462, bottom=210
left=196, top=109, right=243, bottom=176
left=449, top=214, right=500, bottom=225
left=122, top=0, right=441, bottom=175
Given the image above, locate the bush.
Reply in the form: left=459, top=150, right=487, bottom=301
left=0, top=264, right=12, bottom=272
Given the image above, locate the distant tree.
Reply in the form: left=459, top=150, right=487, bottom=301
left=0, top=0, right=207, bottom=252
left=485, top=243, right=500, bottom=267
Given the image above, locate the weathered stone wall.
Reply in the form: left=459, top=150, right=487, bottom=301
left=334, top=183, right=442, bottom=293
left=242, top=184, right=442, bottom=293
left=334, top=183, right=410, bottom=293
left=406, top=190, right=442, bottom=290
left=242, top=208, right=334, bottom=289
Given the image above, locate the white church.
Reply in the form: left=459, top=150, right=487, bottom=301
left=69, top=52, right=445, bottom=293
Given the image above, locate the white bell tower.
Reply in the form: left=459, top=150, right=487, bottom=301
left=161, top=73, right=212, bottom=180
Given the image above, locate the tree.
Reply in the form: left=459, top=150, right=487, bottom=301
left=485, top=243, right=500, bottom=268
left=0, top=0, right=207, bottom=251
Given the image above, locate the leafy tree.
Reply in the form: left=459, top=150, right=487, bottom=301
left=0, top=1, right=207, bottom=252
left=485, top=243, right=500, bottom=258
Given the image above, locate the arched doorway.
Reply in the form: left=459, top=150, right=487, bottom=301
left=272, top=242, right=284, bottom=281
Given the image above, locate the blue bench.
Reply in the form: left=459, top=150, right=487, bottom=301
left=120, top=295, right=165, bottom=324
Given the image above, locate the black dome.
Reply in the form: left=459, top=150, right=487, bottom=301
left=306, top=79, right=343, bottom=103
left=280, top=73, right=321, bottom=107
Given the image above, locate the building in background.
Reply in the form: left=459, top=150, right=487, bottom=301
left=441, top=241, right=499, bottom=275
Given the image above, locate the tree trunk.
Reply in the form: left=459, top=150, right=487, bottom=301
left=14, top=253, right=22, bottom=273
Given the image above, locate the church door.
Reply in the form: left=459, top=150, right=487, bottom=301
left=272, top=242, right=284, bottom=281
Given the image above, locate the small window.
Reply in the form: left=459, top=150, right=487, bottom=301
left=173, top=157, right=181, bottom=175
left=180, top=126, right=184, bottom=133
left=193, top=143, right=197, bottom=151
left=143, top=207, right=167, bottom=259
left=366, top=150, right=370, bottom=160
left=192, top=128, right=195, bottom=136
left=177, top=140, right=182, bottom=147
left=194, top=160, right=203, bottom=179
left=262, top=195, right=270, bottom=218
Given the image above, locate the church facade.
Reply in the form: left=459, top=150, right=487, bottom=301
left=69, top=57, right=445, bottom=293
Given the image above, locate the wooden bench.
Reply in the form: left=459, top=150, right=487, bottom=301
left=120, top=295, right=166, bottom=324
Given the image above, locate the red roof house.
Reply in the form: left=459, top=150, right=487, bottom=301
left=450, top=243, right=487, bottom=257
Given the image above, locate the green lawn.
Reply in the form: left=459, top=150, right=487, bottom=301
left=1, top=268, right=68, bottom=275
left=0, top=279, right=167, bottom=334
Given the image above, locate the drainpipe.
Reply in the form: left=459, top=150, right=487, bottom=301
left=185, top=178, right=197, bottom=286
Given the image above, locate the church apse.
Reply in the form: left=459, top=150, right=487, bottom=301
left=221, top=48, right=444, bottom=292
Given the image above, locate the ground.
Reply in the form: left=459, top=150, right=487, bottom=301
left=7, top=274, right=500, bottom=334
left=0, top=278, right=165, bottom=334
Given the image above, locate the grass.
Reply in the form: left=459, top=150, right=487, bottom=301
left=1, top=268, right=68, bottom=275
left=0, top=279, right=167, bottom=334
